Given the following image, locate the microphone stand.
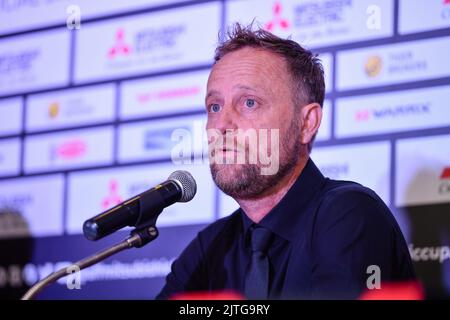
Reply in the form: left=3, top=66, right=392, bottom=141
left=21, top=225, right=159, bottom=300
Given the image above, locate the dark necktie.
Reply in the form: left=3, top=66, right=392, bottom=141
left=244, top=226, right=273, bottom=299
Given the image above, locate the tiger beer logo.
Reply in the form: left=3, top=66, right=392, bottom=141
left=365, top=55, right=383, bottom=78
left=48, top=102, right=60, bottom=119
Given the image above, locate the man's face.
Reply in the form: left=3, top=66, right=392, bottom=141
left=205, top=47, right=304, bottom=199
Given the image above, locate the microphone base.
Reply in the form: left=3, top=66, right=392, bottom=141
left=131, top=225, right=159, bottom=248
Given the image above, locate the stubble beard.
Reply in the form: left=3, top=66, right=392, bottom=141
left=209, top=120, right=303, bottom=200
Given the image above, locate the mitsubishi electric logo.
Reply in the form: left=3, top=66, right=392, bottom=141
left=101, top=179, right=123, bottom=209
left=106, top=25, right=185, bottom=60
left=102, top=179, right=122, bottom=209
left=265, top=1, right=290, bottom=31
left=293, top=0, right=352, bottom=28
left=107, top=28, right=132, bottom=59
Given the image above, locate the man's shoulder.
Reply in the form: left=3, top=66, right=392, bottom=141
left=316, top=178, right=395, bottom=229
left=321, top=179, right=382, bottom=203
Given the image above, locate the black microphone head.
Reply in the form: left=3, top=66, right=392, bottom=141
left=168, top=170, right=197, bottom=202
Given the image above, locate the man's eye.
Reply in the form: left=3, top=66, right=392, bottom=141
left=210, top=103, right=221, bottom=112
left=245, top=99, right=256, bottom=108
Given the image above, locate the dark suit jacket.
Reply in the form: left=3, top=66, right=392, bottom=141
left=157, top=159, right=415, bottom=299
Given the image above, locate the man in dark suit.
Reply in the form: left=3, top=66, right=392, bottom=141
left=157, top=24, right=415, bottom=300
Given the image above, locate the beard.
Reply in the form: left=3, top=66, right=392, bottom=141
left=209, top=120, right=303, bottom=200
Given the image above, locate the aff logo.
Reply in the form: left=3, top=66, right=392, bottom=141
left=108, top=28, right=132, bottom=59
left=102, top=179, right=123, bottom=209
left=266, top=1, right=290, bottom=31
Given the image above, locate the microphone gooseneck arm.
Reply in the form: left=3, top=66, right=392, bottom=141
left=21, top=226, right=159, bottom=300
left=22, top=171, right=197, bottom=300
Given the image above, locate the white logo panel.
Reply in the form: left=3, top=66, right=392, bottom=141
left=0, top=0, right=189, bottom=35
left=399, top=0, right=450, bottom=34
left=118, top=115, right=207, bottom=163
left=0, top=97, right=22, bottom=136
left=24, top=126, right=114, bottom=173
left=396, top=135, right=450, bottom=207
left=120, top=70, right=209, bottom=119
left=26, top=84, right=116, bottom=132
left=0, top=30, right=70, bottom=96
left=311, top=142, right=391, bottom=205
left=336, top=85, right=450, bottom=138
left=226, top=0, right=393, bottom=48
left=0, top=138, right=21, bottom=177
left=67, top=162, right=215, bottom=234
left=74, top=3, right=220, bottom=83
left=0, top=174, right=64, bottom=238
left=337, top=37, right=450, bottom=90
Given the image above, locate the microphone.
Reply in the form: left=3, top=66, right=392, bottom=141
left=83, top=170, right=197, bottom=241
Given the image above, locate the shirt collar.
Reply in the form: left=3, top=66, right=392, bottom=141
left=241, top=158, right=326, bottom=242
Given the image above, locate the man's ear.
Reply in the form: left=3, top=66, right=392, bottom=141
left=299, top=102, right=322, bottom=145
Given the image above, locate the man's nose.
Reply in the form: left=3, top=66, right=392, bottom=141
left=211, top=106, right=238, bottom=134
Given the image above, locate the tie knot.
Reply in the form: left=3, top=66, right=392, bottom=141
left=249, top=226, right=273, bottom=253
